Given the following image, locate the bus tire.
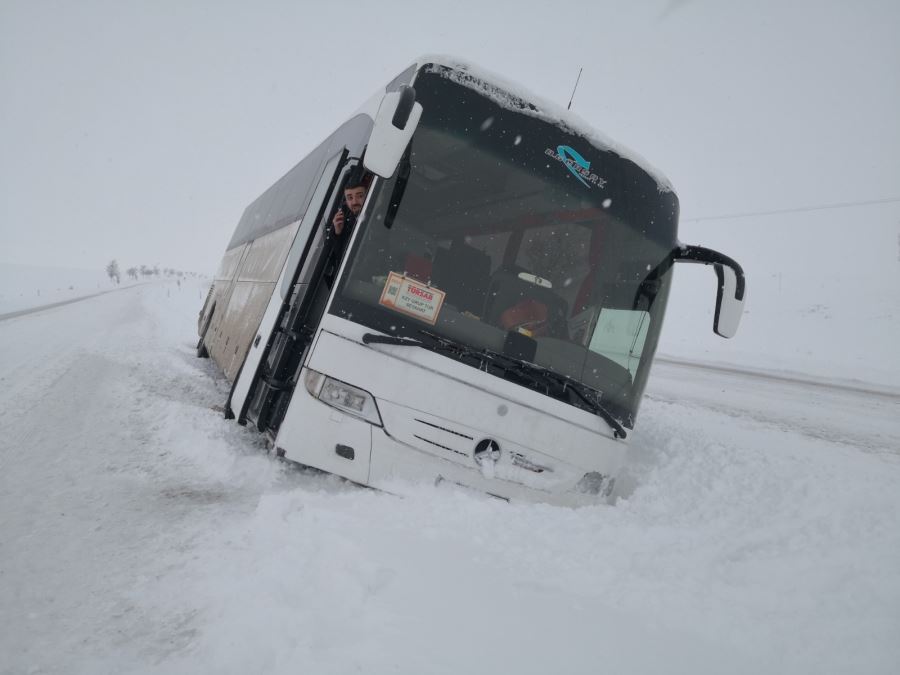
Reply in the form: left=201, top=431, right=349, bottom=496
left=196, top=337, right=209, bottom=358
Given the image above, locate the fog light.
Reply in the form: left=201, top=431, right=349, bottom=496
left=576, top=472, right=615, bottom=497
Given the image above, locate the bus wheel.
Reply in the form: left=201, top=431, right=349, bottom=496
left=196, top=337, right=209, bottom=358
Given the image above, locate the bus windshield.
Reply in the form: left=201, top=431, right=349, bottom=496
left=330, top=68, right=679, bottom=427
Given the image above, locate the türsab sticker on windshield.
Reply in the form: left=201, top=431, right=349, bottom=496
left=379, top=272, right=446, bottom=325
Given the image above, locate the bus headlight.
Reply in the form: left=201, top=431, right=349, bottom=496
left=304, top=370, right=383, bottom=427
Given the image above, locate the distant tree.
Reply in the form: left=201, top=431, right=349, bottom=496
left=106, top=259, right=121, bottom=285
left=126, top=267, right=138, bottom=281
left=152, top=265, right=160, bottom=277
left=140, top=265, right=152, bottom=277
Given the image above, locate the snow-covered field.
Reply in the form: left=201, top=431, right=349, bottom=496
left=0, top=262, right=145, bottom=316
left=658, top=216, right=900, bottom=389
left=1, top=280, right=898, bottom=674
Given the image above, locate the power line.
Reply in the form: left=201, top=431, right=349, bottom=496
left=682, top=196, right=900, bottom=223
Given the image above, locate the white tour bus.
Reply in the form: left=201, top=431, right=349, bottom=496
left=197, top=56, right=746, bottom=507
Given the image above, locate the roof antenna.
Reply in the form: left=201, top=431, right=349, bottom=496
left=567, top=67, right=583, bottom=111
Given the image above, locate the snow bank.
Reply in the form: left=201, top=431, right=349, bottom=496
left=131, top=381, right=900, bottom=675
left=1, top=278, right=898, bottom=675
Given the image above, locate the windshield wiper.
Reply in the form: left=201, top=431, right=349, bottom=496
left=362, top=333, right=422, bottom=347
left=363, top=332, right=476, bottom=357
left=482, top=350, right=627, bottom=439
left=362, top=332, right=486, bottom=366
left=363, top=331, right=627, bottom=439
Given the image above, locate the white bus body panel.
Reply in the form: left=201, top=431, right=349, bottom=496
left=277, top=392, right=374, bottom=485
left=229, top=152, right=345, bottom=418
left=274, top=315, right=626, bottom=507
left=228, top=218, right=306, bottom=418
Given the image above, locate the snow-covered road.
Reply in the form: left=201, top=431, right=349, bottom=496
left=1, top=283, right=898, bottom=674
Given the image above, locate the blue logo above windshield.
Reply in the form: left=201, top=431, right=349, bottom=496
left=557, top=145, right=591, bottom=187
left=545, top=145, right=607, bottom=189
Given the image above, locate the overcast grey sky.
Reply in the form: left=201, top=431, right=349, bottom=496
left=1, top=0, right=898, bottom=274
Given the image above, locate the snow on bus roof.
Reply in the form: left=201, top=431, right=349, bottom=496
left=412, top=54, right=674, bottom=193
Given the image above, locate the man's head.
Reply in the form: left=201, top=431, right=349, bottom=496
left=343, top=181, right=368, bottom=216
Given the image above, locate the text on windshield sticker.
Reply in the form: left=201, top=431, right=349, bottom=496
left=379, top=272, right=446, bottom=325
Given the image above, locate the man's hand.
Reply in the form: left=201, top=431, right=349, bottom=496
left=332, top=209, right=345, bottom=236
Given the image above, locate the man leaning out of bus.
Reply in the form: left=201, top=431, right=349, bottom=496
left=331, top=174, right=369, bottom=238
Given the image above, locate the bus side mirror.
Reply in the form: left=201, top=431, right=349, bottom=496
left=712, top=263, right=744, bottom=338
left=364, top=85, right=423, bottom=179
left=674, top=245, right=746, bottom=338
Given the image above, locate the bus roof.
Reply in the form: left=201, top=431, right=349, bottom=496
left=227, top=56, right=676, bottom=255
left=404, top=55, right=675, bottom=194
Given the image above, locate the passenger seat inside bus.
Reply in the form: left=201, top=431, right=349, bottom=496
left=431, top=241, right=491, bottom=316
left=485, top=270, right=569, bottom=339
